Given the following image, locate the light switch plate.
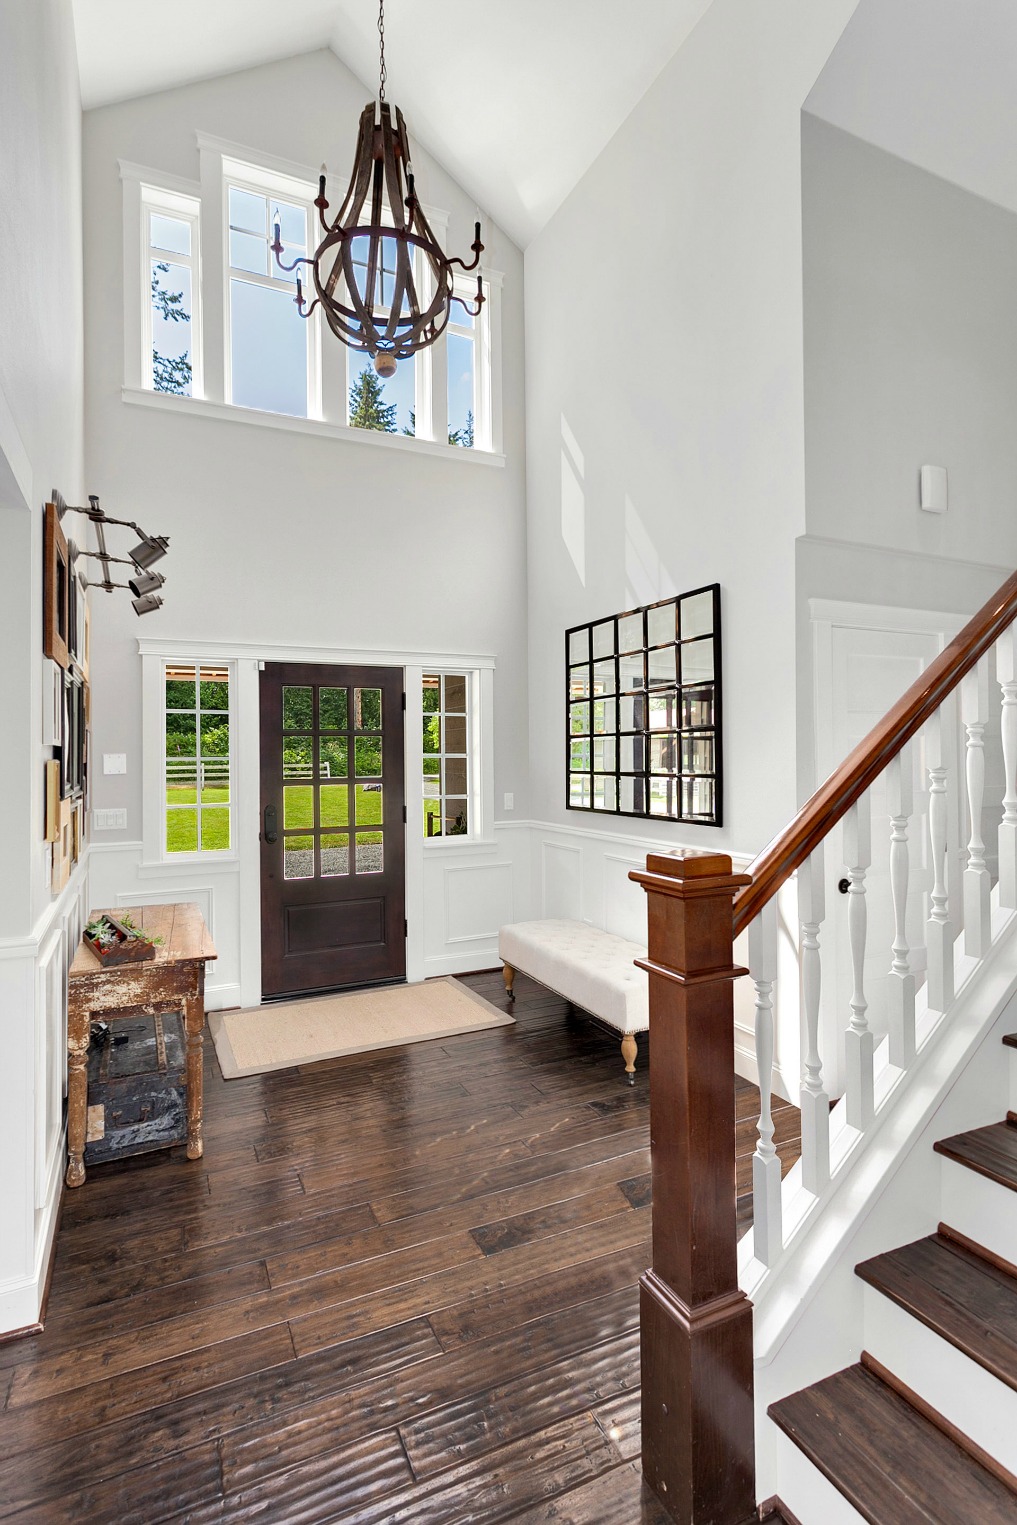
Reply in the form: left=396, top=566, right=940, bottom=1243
left=920, top=464, right=948, bottom=513
left=102, top=753, right=127, bottom=775
left=93, top=808, right=127, bottom=831
left=504, top=793, right=514, bottom=810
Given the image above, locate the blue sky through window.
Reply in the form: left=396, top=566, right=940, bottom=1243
left=447, top=332, right=474, bottom=445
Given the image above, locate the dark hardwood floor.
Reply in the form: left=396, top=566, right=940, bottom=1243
left=0, top=972, right=800, bottom=1523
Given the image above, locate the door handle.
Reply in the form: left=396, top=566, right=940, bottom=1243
left=264, top=804, right=278, bottom=844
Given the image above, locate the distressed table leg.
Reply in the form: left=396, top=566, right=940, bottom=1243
left=184, top=986, right=205, bottom=1160
left=66, top=1004, right=89, bottom=1187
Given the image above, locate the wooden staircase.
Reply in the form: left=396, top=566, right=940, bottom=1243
left=768, top=1029, right=1017, bottom=1523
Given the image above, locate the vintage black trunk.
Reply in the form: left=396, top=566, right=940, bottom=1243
left=84, top=1009, right=187, bottom=1164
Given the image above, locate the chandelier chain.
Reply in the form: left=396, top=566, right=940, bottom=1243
left=377, top=0, right=387, bottom=102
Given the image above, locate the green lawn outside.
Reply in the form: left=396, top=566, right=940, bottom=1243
left=167, top=784, right=384, bottom=855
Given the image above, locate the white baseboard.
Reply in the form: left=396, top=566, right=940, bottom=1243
left=205, top=980, right=241, bottom=1012
left=423, top=947, right=502, bottom=978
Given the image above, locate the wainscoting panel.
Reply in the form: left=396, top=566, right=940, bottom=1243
left=445, top=861, right=515, bottom=945
left=34, top=928, right=66, bottom=1211
left=541, top=840, right=582, bottom=921
left=603, top=853, right=650, bottom=946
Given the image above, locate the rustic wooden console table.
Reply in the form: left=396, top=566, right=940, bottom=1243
left=66, top=902, right=217, bottom=1187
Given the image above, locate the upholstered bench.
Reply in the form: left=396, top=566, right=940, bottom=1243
left=497, top=919, right=649, bottom=1082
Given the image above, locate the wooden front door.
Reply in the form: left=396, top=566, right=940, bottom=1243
left=259, top=663, right=405, bottom=998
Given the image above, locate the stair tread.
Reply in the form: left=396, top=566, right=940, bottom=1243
left=769, top=1363, right=1017, bottom=1524
left=934, top=1122, right=1017, bottom=1190
left=856, top=1234, right=1017, bottom=1391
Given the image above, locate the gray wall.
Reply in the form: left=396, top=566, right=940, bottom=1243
left=802, top=113, right=1017, bottom=568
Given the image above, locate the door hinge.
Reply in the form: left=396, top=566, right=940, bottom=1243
left=404, top=919, right=408, bottom=938
left=402, top=691, right=407, bottom=711
left=402, top=805, right=407, bottom=824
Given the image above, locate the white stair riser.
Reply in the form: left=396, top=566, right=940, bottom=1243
left=940, top=1156, right=1017, bottom=1266
left=771, top=1427, right=868, bottom=1525
left=862, top=1284, right=1017, bottom=1476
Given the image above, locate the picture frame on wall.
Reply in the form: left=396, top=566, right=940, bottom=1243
left=44, top=759, right=61, bottom=843
left=52, top=800, right=71, bottom=894
left=42, top=660, right=62, bottom=747
left=60, top=671, right=87, bottom=800
left=43, top=501, right=70, bottom=670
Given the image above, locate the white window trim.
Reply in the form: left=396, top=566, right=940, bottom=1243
left=123, top=139, right=503, bottom=456
left=420, top=669, right=484, bottom=844
left=120, top=161, right=204, bottom=398
left=221, top=155, right=322, bottom=421
left=141, top=652, right=239, bottom=867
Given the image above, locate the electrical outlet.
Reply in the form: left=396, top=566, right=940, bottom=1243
left=504, top=793, right=514, bottom=811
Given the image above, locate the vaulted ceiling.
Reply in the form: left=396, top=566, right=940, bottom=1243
left=71, top=0, right=714, bottom=248
left=806, top=0, right=1017, bottom=218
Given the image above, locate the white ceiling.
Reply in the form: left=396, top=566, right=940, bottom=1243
left=71, top=0, right=714, bottom=247
left=806, top=0, right=1017, bottom=218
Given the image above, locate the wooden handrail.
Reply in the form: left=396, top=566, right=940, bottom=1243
left=732, top=567, right=1017, bottom=938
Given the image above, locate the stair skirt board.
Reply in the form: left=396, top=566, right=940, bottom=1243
left=861, top=1283, right=1017, bottom=1478
left=941, top=1156, right=1017, bottom=1266
left=771, top=1428, right=868, bottom=1525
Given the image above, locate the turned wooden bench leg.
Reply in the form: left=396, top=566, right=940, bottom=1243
left=502, top=962, right=516, bottom=1000
left=621, top=1032, right=638, bottom=1084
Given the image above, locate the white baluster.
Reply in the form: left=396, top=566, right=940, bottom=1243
left=996, top=625, right=1017, bottom=910
left=963, top=657, right=991, bottom=958
left=887, top=745, right=916, bottom=1067
left=749, top=898, right=782, bottom=1265
left=926, top=707, right=955, bottom=1011
left=844, top=794, right=874, bottom=1129
left=798, top=845, right=830, bottom=1193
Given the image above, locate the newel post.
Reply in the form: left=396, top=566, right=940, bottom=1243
left=630, top=850, right=755, bottom=1525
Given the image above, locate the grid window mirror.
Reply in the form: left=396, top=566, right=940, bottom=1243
left=565, top=584, right=722, bottom=826
left=422, top=673, right=470, bottom=838
left=165, top=664, right=231, bottom=853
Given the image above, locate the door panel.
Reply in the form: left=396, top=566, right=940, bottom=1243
left=260, top=663, right=405, bottom=997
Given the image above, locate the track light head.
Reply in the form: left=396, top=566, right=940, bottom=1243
left=132, top=592, right=163, bottom=617
left=128, top=569, right=165, bottom=598
left=129, top=534, right=170, bottom=570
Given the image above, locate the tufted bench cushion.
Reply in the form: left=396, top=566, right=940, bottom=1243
left=497, top=919, right=648, bottom=1080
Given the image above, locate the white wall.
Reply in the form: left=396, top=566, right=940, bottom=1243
left=523, top=0, right=861, bottom=880
left=0, top=0, right=85, bottom=1334
left=802, top=114, right=1017, bottom=568
left=81, top=49, right=530, bottom=997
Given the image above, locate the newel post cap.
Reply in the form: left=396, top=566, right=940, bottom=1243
left=630, top=850, right=751, bottom=895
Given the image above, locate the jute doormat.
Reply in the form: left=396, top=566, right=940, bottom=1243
left=209, top=977, right=514, bottom=1079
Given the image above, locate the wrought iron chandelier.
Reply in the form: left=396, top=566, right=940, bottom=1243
left=271, top=0, right=484, bottom=378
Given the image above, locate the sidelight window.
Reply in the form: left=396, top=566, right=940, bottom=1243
left=164, top=664, right=232, bottom=853
left=422, top=673, right=471, bottom=837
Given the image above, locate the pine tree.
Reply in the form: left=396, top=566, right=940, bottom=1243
left=349, top=365, right=397, bottom=432
left=151, top=262, right=192, bottom=395
left=449, top=409, right=474, bottom=449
